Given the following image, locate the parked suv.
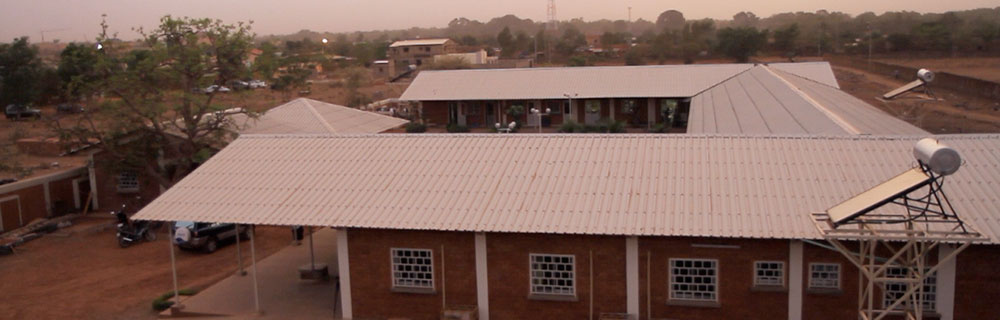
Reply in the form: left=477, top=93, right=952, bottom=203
left=5, top=104, right=41, bottom=120
left=172, top=221, right=248, bottom=253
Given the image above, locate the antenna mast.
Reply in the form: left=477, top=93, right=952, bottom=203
left=546, top=0, right=558, bottom=30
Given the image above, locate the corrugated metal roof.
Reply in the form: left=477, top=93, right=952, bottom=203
left=688, top=67, right=848, bottom=135
left=236, top=98, right=408, bottom=134
left=399, top=64, right=754, bottom=101
left=768, top=62, right=840, bottom=88
left=133, top=134, right=1000, bottom=243
left=688, top=66, right=928, bottom=135
left=389, top=39, right=452, bottom=47
left=773, top=69, right=929, bottom=136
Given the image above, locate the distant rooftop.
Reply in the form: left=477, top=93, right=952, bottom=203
left=233, top=98, right=408, bottom=135
left=389, top=39, right=452, bottom=48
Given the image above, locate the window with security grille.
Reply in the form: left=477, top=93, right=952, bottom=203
left=530, top=254, right=575, bottom=295
left=883, top=267, right=937, bottom=311
left=391, top=248, right=434, bottom=289
left=116, top=171, right=139, bottom=193
left=809, top=263, right=840, bottom=289
left=669, top=259, right=718, bottom=301
left=754, top=261, right=785, bottom=287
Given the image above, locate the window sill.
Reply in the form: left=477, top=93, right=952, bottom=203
left=667, top=299, right=721, bottom=308
left=391, top=286, right=436, bottom=295
left=116, top=189, right=139, bottom=194
left=806, top=288, right=843, bottom=295
left=751, top=285, right=788, bottom=293
left=528, top=293, right=578, bottom=302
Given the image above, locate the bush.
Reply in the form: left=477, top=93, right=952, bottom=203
left=558, top=120, right=584, bottom=133
left=152, top=288, right=198, bottom=311
left=608, top=120, right=626, bottom=133
left=446, top=123, right=470, bottom=133
left=649, top=123, right=668, bottom=133
left=405, top=122, right=427, bottom=133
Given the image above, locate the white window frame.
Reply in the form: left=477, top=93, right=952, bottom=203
left=808, top=263, right=841, bottom=290
left=116, top=171, right=139, bottom=193
left=754, top=261, right=785, bottom=287
left=669, top=258, right=719, bottom=302
left=390, top=248, right=434, bottom=290
left=882, top=267, right=937, bottom=312
left=529, top=253, right=576, bottom=296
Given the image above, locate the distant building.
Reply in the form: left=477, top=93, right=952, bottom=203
left=386, top=39, right=457, bottom=78
left=371, top=60, right=390, bottom=79
left=433, top=49, right=498, bottom=65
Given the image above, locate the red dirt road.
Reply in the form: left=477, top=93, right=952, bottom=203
left=0, top=217, right=293, bottom=319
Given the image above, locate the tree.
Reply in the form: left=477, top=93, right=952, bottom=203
left=56, top=16, right=256, bottom=189
left=0, top=37, right=46, bottom=107
left=624, top=47, right=645, bottom=65
left=497, top=27, right=516, bottom=58
left=252, top=42, right=280, bottom=80
left=732, top=12, right=760, bottom=28
left=555, top=26, right=587, bottom=56
left=772, top=24, right=800, bottom=53
left=716, top=27, right=768, bottom=62
left=343, top=67, right=370, bottom=107
left=656, top=10, right=686, bottom=31
left=57, top=42, right=100, bottom=102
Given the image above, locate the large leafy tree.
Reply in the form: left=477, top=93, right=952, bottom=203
left=57, top=16, right=257, bottom=189
left=0, top=37, right=46, bottom=107
left=716, top=27, right=768, bottom=63
left=57, top=42, right=100, bottom=102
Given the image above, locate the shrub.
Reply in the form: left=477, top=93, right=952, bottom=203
left=558, top=120, right=583, bottom=133
left=405, top=122, right=427, bottom=133
left=608, top=120, right=626, bottom=133
left=152, top=288, right=198, bottom=311
left=649, top=123, right=668, bottom=133
left=446, top=123, right=470, bottom=133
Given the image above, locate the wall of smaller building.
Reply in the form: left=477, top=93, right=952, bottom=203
left=954, top=244, right=1000, bottom=319
left=347, top=229, right=477, bottom=320
left=0, top=167, right=88, bottom=232
left=486, top=233, right=628, bottom=319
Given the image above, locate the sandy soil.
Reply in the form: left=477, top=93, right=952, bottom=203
left=876, top=57, right=1000, bottom=83
left=830, top=63, right=1000, bottom=134
left=0, top=218, right=294, bottom=320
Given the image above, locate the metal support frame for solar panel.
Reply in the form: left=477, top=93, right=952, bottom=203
left=810, top=163, right=987, bottom=320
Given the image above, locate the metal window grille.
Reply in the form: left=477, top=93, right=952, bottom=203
left=391, top=248, right=434, bottom=289
left=116, top=171, right=139, bottom=193
left=754, top=261, right=785, bottom=287
left=670, top=259, right=718, bottom=301
left=883, top=267, right=937, bottom=311
left=530, top=254, right=575, bottom=295
left=809, top=263, right=841, bottom=289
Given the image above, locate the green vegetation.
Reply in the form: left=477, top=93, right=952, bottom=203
left=405, top=122, right=427, bottom=133
left=151, top=288, right=198, bottom=311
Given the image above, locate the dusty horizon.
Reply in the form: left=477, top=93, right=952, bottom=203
left=0, top=0, right=997, bottom=42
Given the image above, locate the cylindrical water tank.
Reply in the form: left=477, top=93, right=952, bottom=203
left=913, top=138, right=961, bottom=175
left=917, top=68, right=935, bottom=83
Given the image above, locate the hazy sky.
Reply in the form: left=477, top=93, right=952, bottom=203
left=1, top=0, right=996, bottom=42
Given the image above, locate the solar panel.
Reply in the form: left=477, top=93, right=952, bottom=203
left=882, top=80, right=924, bottom=100
left=826, top=168, right=932, bottom=227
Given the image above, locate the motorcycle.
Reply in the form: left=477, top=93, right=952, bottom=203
left=112, top=204, right=157, bottom=248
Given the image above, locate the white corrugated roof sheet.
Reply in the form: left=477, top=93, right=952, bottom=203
left=236, top=98, right=408, bottom=134
left=768, top=61, right=840, bottom=88
left=133, top=134, right=1000, bottom=243
left=399, top=64, right=754, bottom=100
left=688, top=66, right=928, bottom=135
left=389, top=39, right=452, bottom=47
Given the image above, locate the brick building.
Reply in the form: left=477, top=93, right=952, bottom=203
left=0, top=167, right=90, bottom=232
left=399, top=62, right=927, bottom=136
left=387, top=39, right=458, bottom=78
left=135, top=134, right=1000, bottom=320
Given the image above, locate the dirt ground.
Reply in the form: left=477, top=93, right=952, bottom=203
left=876, top=57, right=1000, bottom=83
left=0, top=217, right=295, bottom=320
left=830, top=63, right=1000, bottom=134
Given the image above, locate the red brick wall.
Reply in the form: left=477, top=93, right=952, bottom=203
left=0, top=184, right=45, bottom=230
left=486, top=233, right=628, bottom=320
left=421, top=101, right=449, bottom=126
left=954, top=244, right=1000, bottom=319
left=46, top=175, right=79, bottom=216
left=347, top=229, right=477, bottom=320
left=639, top=237, right=789, bottom=320
left=801, top=241, right=859, bottom=320
left=92, top=151, right=162, bottom=212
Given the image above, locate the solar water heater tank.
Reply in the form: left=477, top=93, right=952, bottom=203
left=917, top=68, right=935, bottom=83
left=913, top=138, right=961, bottom=176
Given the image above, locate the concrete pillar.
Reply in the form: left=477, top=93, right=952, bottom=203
left=647, top=99, right=655, bottom=129
left=626, top=237, right=639, bottom=317
left=608, top=98, right=615, bottom=121
left=788, top=240, right=803, bottom=320
left=43, top=181, right=51, bottom=217
left=475, top=233, right=490, bottom=320
left=88, top=161, right=99, bottom=210
left=937, top=244, right=957, bottom=320
left=337, top=229, right=353, bottom=319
